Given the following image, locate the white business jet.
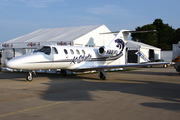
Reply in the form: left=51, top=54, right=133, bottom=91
left=6, top=30, right=169, bottom=81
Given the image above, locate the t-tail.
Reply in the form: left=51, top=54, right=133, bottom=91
left=98, top=30, right=129, bottom=57
left=98, top=30, right=156, bottom=58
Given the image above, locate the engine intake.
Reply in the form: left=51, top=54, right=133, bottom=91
left=98, top=46, right=118, bottom=57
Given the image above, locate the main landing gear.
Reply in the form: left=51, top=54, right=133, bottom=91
left=98, top=69, right=107, bottom=80
left=59, top=69, right=67, bottom=76
left=26, top=71, right=36, bottom=82
left=56, top=69, right=67, bottom=76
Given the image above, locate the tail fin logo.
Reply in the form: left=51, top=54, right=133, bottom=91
left=115, top=39, right=124, bottom=52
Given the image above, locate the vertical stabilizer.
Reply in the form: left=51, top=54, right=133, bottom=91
left=103, top=30, right=156, bottom=50
left=99, top=30, right=156, bottom=58
left=107, top=30, right=130, bottom=49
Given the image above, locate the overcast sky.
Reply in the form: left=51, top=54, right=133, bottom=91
left=0, top=0, right=179, bottom=44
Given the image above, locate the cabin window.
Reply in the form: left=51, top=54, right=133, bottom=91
left=52, top=47, right=58, bottom=54
left=34, top=46, right=51, bottom=55
left=76, top=49, right=80, bottom=55
left=70, top=49, right=74, bottom=55
left=82, top=50, right=85, bottom=55
left=64, top=49, right=68, bottom=54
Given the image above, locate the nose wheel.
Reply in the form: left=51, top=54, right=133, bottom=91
left=26, top=71, right=36, bottom=82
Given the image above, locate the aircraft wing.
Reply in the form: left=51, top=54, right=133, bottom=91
left=79, top=62, right=170, bottom=70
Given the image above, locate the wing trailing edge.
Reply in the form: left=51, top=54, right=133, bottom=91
left=79, top=62, right=170, bottom=70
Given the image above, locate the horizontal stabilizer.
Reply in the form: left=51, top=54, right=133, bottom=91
left=123, top=30, right=157, bottom=33
left=100, top=30, right=157, bottom=34
left=100, top=31, right=119, bottom=34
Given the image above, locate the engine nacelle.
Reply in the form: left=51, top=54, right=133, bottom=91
left=98, top=46, right=119, bottom=57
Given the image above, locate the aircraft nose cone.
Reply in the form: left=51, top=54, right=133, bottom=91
left=6, top=59, right=21, bottom=69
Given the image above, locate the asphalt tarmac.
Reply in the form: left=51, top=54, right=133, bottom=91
left=0, top=67, right=180, bottom=120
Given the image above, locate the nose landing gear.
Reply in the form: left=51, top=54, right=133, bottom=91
left=26, top=71, right=36, bottom=82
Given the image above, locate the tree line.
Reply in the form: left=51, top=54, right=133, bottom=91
left=131, top=19, right=180, bottom=50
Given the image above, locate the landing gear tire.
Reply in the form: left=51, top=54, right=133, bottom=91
left=26, top=71, right=35, bottom=82
left=60, top=69, right=67, bottom=76
left=98, top=69, right=107, bottom=80
left=26, top=73, right=33, bottom=82
left=163, top=64, right=168, bottom=68
left=100, top=72, right=106, bottom=80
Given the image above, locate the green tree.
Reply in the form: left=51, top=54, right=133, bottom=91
left=131, top=24, right=158, bottom=47
left=173, top=28, right=180, bottom=44
left=131, top=18, right=178, bottom=50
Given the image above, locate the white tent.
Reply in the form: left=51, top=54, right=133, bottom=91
left=2, top=25, right=105, bottom=48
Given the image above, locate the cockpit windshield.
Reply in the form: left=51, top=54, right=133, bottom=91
left=33, top=46, right=51, bottom=55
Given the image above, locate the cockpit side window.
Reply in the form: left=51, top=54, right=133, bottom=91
left=52, top=47, right=58, bottom=54
left=34, top=46, right=51, bottom=55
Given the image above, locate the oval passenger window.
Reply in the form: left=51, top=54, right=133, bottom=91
left=70, top=49, right=74, bottom=55
left=64, top=49, right=68, bottom=54
left=82, top=50, right=85, bottom=55
left=76, top=50, right=80, bottom=55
